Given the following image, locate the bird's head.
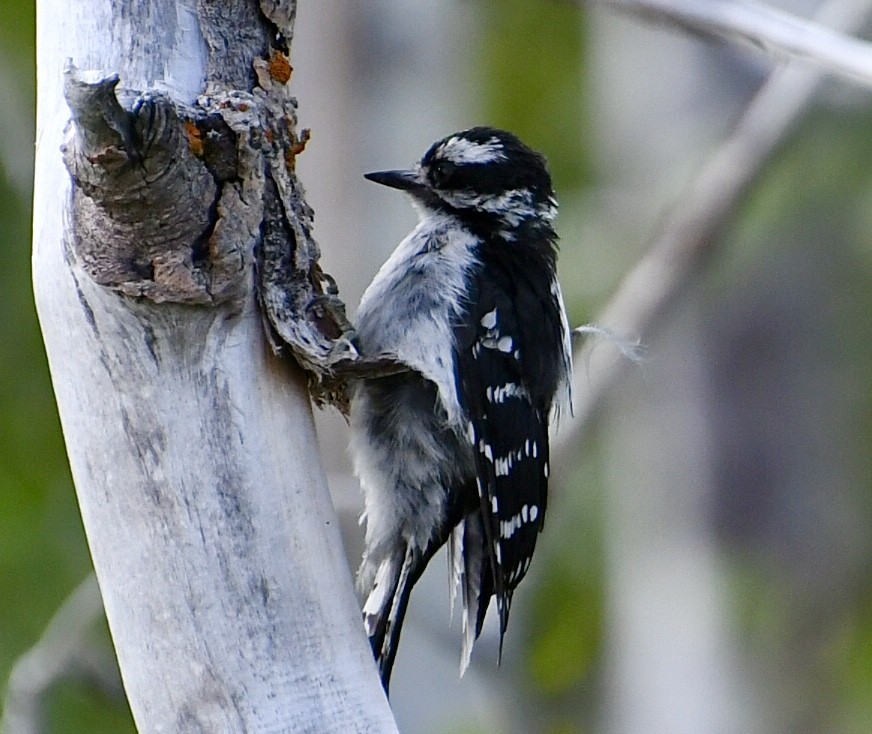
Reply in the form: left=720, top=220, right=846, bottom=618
left=365, top=127, right=556, bottom=239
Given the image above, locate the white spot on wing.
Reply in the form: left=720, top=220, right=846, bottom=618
left=488, top=382, right=529, bottom=404
left=494, top=454, right=515, bottom=477
left=498, top=504, right=545, bottom=541
left=480, top=309, right=497, bottom=329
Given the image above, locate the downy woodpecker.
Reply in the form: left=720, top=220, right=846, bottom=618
left=350, top=127, right=572, bottom=691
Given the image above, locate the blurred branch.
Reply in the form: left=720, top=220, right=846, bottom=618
left=1, top=575, right=121, bottom=734
left=555, top=0, right=872, bottom=456
left=594, top=0, right=872, bottom=88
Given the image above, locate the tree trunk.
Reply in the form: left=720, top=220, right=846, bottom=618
left=32, top=0, right=396, bottom=731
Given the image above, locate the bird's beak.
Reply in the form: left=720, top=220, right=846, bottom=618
left=364, top=169, right=428, bottom=194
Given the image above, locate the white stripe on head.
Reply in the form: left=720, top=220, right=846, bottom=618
left=437, top=136, right=506, bottom=165
left=439, top=188, right=539, bottom=227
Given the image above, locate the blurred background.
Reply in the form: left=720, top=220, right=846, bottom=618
left=3, top=0, right=872, bottom=732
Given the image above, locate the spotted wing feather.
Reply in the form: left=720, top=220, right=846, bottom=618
left=454, top=247, right=561, bottom=649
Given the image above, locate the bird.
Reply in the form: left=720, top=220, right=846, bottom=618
left=348, top=126, right=572, bottom=692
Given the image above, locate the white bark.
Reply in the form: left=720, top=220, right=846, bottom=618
left=32, top=0, right=396, bottom=731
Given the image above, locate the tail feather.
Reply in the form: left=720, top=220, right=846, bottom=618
left=448, top=525, right=463, bottom=622
left=362, top=553, right=400, bottom=643
left=360, top=497, right=495, bottom=690
left=458, top=511, right=494, bottom=676
left=361, top=544, right=420, bottom=695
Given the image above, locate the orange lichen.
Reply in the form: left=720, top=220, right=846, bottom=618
left=269, top=52, right=293, bottom=85
left=285, top=128, right=311, bottom=171
left=184, top=120, right=204, bottom=157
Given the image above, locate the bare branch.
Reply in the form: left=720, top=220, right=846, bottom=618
left=556, top=0, right=872, bottom=456
left=595, top=0, right=872, bottom=88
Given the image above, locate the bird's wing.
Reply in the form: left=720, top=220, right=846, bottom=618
left=454, top=259, right=554, bottom=650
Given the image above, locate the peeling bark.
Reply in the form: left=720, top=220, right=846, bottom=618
left=60, top=3, right=361, bottom=386
left=62, top=69, right=243, bottom=303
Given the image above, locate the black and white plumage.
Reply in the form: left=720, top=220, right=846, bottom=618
left=349, top=127, right=572, bottom=692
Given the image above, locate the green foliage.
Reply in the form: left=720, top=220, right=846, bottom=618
left=837, top=588, right=872, bottom=734
left=474, top=0, right=590, bottom=194
left=527, top=559, right=602, bottom=697
left=0, top=0, right=36, bottom=61
left=48, top=678, right=136, bottom=733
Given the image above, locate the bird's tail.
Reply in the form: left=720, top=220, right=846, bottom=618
left=361, top=543, right=420, bottom=694
left=450, top=511, right=496, bottom=676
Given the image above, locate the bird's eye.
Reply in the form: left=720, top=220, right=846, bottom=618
left=429, top=161, right=456, bottom=188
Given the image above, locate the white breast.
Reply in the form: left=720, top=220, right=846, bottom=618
left=356, top=213, right=479, bottom=428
